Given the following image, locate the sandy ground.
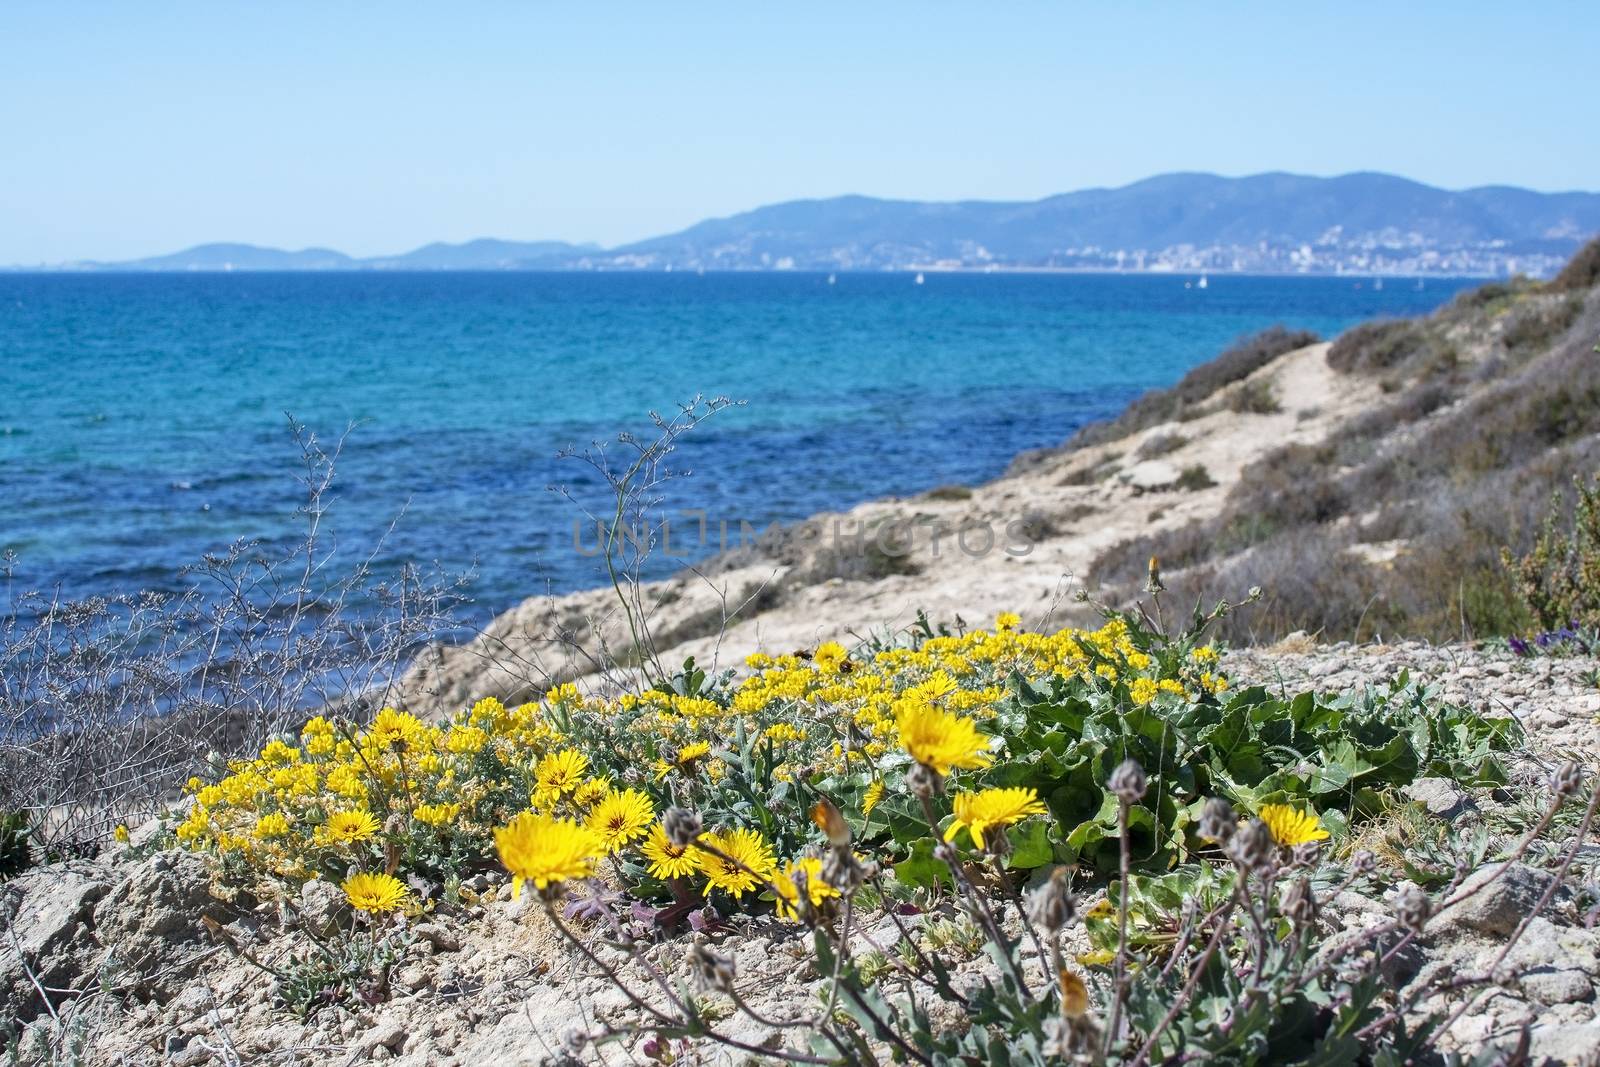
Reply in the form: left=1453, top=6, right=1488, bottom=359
left=399, top=342, right=1381, bottom=711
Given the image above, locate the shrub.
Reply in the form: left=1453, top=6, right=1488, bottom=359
left=1015, top=506, right=1057, bottom=543
left=1326, top=319, right=1428, bottom=375
left=177, top=606, right=1517, bottom=914
left=1501, top=293, right=1584, bottom=359
left=1063, top=325, right=1317, bottom=449
left=923, top=484, right=973, bottom=502
left=1502, top=471, right=1600, bottom=631
left=1174, top=464, right=1216, bottom=491
left=1135, top=432, right=1188, bottom=459
left=1548, top=233, right=1600, bottom=293
left=0, top=810, right=30, bottom=878
left=1225, top=378, right=1281, bottom=415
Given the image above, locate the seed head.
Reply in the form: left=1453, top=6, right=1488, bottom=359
left=1290, top=841, right=1323, bottom=869
left=688, top=942, right=736, bottom=994
left=1550, top=761, right=1584, bottom=800
left=1281, top=876, right=1317, bottom=925
left=1198, top=798, right=1236, bottom=844
left=1027, top=867, right=1076, bottom=935
left=821, top=845, right=876, bottom=893
left=662, top=807, right=703, bottom=848
left=1226, top=818, right=1275, bottom=873
left=907, top=762, right=945, bottom=799
left=1393, top=886, right=1430, bottom=933
left=1108, top=759, right=1147, bottom=804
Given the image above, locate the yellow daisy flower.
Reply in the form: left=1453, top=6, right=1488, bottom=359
left=814, top=641, right=849, bottom=673
left=1258, top=804, right=1330, bottom=847
left=862, top=780, right=886, bottom=816
left=773, top=856, right=840, bottom=921
left=585, top=788, right=654, bottom=852
left=641, top=823, right=701, bottom=880
left=944, top=787, right=1047, bottom=849
left=494, top=812, right=604, bottom=898
left=535, top=749, right=590, bottom=796
left=341, top=872, right=408, bottom=914
left=894, top=702, right=992, bottom=775
left=318, top=809, right=380, bottom=845
left=698, top=827, right=777, bottom=900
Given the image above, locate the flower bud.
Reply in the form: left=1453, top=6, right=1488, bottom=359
left=1349, top=850, right=1377, bottom=876
left=663, top=807, right=703, bottom=848
left=1281, top=876, right=1317, bottom=925
left=1226, top=818, right=1275, bottom=873
left=1027, top=867, right=1076, bottom=935
left=821, top=846, right=875, bottom=893
left=1393, top=886, right=1430, bottom=933
left=1146, top=556, right=1164, bottom=594
left=1197, top=798, right=1236, bottom=844
left=907, top=762, right=945, bottom=799
left=1108, top=759, right=1147, bottom=804
left=1550, top=761, right=1584, bottom=799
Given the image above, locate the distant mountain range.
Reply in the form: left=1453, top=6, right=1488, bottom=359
left=25, top=172, right=1600, bottom=277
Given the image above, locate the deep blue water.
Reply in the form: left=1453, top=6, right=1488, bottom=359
left=0, top=271, right=1475, bottom=626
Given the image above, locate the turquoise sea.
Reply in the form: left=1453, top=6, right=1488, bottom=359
left=0, top=271, right=1475, bottom=625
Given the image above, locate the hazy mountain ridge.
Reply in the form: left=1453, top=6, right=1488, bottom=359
left=27, top=172, right=1600, bottom=276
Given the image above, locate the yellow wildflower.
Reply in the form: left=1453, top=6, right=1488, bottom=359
left=366, top=707, right=428, bottom=754
left=1129, top=677, right=1159, bottom=707
left=1258, top=804, right=1330, bottom=847
left=318, top=809, right=380, bottom=845
left=814, top=641, right=849, bottom=673
left=641, top=823, right=701, bottom=880
left=773, top=856, right=840, bottom=920
left=658, top=740, right=711, bottom=778
left=444, top=724, right=487, bottom=755
left=762, top=723, right=804, bottom=744
left=254, top=812, right=292, bottom=839
left=494, top=812, right=604, bottom=898
left=341, top=872, right=408, bottom=914
left=412, top=802, right=461, bottom=828
left=996, top=612, right=1022, bottom=632
left=698, top=827, right=777, bottom=900
left=585, top=788, right=654, bottom=852
left=895, top=702, right=992, bottom=775
left=535, top=749, right=590, bottom=796
left=944, top=787, right=1047, bottom=849
left=260, top=739, right=300, bottom=765
left=113, top=825, right=130, bottom=844
left=571, top=778, right=610, bottom=808
left=862, top=780, right=885, bottom=816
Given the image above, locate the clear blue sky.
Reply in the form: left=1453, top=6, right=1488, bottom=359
left=3, top=2, right=1595, bottom=263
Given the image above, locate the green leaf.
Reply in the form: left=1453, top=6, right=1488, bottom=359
left=893, top=839, right=953, bottom=890
left=1006, top=820, right=1052, bottom=869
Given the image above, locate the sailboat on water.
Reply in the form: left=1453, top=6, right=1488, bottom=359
left=1197, top=274, right=1208, bottom=290
left=914, top=272, right=925, bottom=285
